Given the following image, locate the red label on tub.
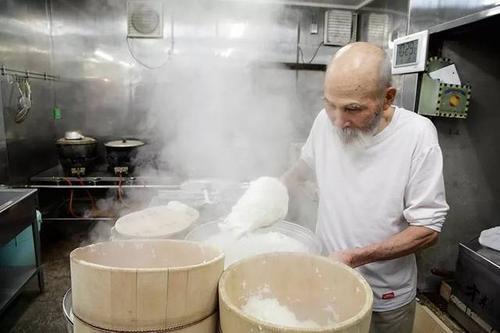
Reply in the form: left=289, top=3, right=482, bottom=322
left=382, top=292, right=395, bottom=299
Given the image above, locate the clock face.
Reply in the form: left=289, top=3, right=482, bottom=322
left=395, top=39, right=418, bottom=66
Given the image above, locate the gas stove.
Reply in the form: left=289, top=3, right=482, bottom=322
left=30, top=164, right=181, bottom=188
left=59, top=156, right=96, bottom=177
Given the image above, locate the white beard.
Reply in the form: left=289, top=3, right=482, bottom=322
left=335, top=110, right=383, bottom=147
left=337, top=127, right=373, bottom=146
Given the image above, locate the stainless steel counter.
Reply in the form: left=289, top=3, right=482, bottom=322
left=454, top=238, right=500, bottom=330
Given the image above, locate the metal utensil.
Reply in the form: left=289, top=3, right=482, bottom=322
left=15, top=78, right=31, bottom=123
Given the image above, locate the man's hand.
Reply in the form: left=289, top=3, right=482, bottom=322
left=280, top=159, right=313, bottom=191
left=328, top=226, right=439, bottom=268
left=329, top=250, right=356, bottom=267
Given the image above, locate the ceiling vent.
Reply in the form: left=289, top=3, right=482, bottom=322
left=324, top=9, right=357, bottom=46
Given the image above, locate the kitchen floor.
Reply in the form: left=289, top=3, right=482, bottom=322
left=0, top=221, right=90, bottom=333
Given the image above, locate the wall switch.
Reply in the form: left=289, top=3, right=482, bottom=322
left=310, top=22, right=318, bottom=34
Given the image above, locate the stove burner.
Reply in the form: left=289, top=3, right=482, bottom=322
left=113, top=166, right=129, bottom=176
left=59, top=156, right=96, bottom=177
left=70, top=167, right=87, bottom=177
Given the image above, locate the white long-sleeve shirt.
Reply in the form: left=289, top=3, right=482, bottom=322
left=301, top=106, right=449, bottom=311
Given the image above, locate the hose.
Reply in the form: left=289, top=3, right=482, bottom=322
left=63, top=178, right=78, bottom=218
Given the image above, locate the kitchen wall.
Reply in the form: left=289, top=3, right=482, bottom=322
left=0, top=0, right=58, bottom=184
left=408, top=0, right=499, bottom=32
left=357, top=0, right=409, bottom=104
left=400, top=1, right=500, bottom=291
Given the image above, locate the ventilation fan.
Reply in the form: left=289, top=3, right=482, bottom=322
left=127, top=1, right=163, bottom=38
left=324, top=10, right=357, bottom=46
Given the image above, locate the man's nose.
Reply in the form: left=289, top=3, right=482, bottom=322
left=334, top=112, right=352, bottom=129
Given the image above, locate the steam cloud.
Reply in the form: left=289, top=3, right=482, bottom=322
left=132, top=0, right=303, bottom=180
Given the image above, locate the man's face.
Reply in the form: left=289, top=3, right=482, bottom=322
left=323, top=77, right=386, bottom=145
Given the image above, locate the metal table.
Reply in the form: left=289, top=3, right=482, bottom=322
left=0, top=188, right=44, bottom=316
left=454, top=238, right=500, bottom=330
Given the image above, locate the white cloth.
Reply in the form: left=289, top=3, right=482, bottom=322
left=301, top=106, right=449, bottom=311
left=479, top=226, right=500, bottom=251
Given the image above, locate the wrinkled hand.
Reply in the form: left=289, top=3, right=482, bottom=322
left=329, top=250, right=356, bottom=267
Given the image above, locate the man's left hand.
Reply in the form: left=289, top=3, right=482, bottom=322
left=327, top=227, right=439, bottom=269
left=329, top=250, right=357, bottom=267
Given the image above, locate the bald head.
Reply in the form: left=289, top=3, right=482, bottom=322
left=326, top=42, right=392, bottom=97
left=322, top=42, right=397, bottom=143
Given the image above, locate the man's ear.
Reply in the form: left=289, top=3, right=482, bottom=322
left=384, top=87, right=397, bottom=109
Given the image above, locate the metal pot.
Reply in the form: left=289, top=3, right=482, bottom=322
left=62, top=289, right=73, bottom=333
left=104, top=139, right=145, bottom=175
left=56, top=131, right=97, bottom=176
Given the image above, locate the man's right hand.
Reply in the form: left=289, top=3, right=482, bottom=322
left=280, top=159, right=313, bottom=191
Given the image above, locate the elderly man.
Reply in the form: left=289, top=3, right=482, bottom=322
left=282, top=42, right=449, bottom=333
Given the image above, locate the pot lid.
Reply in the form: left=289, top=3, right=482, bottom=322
left=105, top=139, right=145, bottom=148
left=57, top=135, right=96, bottom=145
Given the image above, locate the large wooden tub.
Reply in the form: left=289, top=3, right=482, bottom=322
left=219, top=253, right=373, bottom=333
left=70, top=240, right=224, bottom=332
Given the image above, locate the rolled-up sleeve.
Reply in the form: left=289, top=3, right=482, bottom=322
left=403, top=145, right=449, bottom=232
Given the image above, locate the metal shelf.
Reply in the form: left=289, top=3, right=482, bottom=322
left=428, top=5, right=500, bottom=35
left=32, top=184, right=181, bottom=189
left=0, top=266, right=40, bottom=316
left=42, top=217, right=115, bottom=221
left=29, top=165, right=182, bottom=189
